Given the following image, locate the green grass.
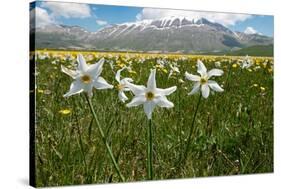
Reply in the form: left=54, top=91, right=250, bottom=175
left=34, top=53, right=273, bottom=187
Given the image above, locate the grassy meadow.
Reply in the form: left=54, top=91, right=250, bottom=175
left=33, top=50, right=273, bottom=187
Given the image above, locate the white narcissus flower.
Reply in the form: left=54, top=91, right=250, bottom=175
left=115, top=67, right=133, bottom=103
left=156, top=59, right=166, bottom=68
left=168, top=63, right=180, bottom=78
left=126, top=69, right=177, bottom=119
left=108, top=60, right=114, bottom=70
left=241, top=55, right=253, bottom=69
left=37, top=53, right=48, bottom=60
left=215, top=61, right=221, bottom=68
left=185, top=60, right=224, bottom=99
left=61, top=54, right=113, bottom=97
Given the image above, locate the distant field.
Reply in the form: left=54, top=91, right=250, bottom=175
left=33, top=50, right=273, bottom=187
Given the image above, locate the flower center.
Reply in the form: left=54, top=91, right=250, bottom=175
left=145, top=91, right=155, bottom=101
left=116, top=84, right=124, bottom=91
left=81, top=75, right=91, bottom=84
left=200, top=77, right=208, bottom=85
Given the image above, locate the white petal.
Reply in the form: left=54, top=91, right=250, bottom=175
left=207, top=69, right=224, bottom=78
left=185, top=72, right=201, bottom=81
left=156, top=96, right=174, bottom=108
left=88, top=58, right=104, bottom=79
left=126, top=95, right=146, bottom=107
left=201, top=84, right=210, bottom=98
left=147, top=69, right=157, bottom=91
left=242, top=62, right=246, bottom=69
left=121, top=77, right=133, bottom=84
left=109, top=62, right=114, bottom=70
left=123, top=87, right=131, bottom=92
left=63, top=81, right=83, bottom=97
left=168, top=71, right=173, bottom=78
left=144, top=101, right=157, bottom=119
left=156, top=86, right=177, bottom=96
left=208, top=80, right=224, bottom=92
left=118, top=91, right=128, bottom=103
left=93, top=77, right=113, bottom=90
left=188, top=82, right=200, bottom=95
left=115, top=67, right=126, bottom=83
left=197, top=59, right=207, bottom=76
left=61, top=65, right=78, bottom=79
left=125, top=82, right=146, bottom=96
left=83, top=83, right=94, bottom=97
left=77, top=54, right=88, bottom=72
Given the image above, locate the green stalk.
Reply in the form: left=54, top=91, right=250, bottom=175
left=77, top=124, right=88, bottom=174
left=72, top=98, right=88, bottom=174
left=85, top=95, right=125, bottom=182
left=182, top=94, right=202, bottom=162
left=147, top=119, right=153, bottom=180
left=225, top=63, right=233, bottom=90
left=177, top=86, right=183, bottom=161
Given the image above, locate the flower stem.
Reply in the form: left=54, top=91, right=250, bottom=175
left=147, top=119, right=153, bottom=180
left=182, top=94, right=202, bottom=163
left=77, top=123, right=88, bottom=174
left=85, top=95, right=125, bottom=182
left=225, top=64, right=233, bottom=90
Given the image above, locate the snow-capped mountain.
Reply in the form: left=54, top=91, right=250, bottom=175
left=97, top=17, right=235, bottom=38
left=33, top=17, right=273, bottom=53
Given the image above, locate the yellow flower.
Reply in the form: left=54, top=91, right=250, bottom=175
left=37, top=89, right=44, bottom=93
left=59, top=109, right=71, bottom=115
left=178, top=79, right=185, bottom=84
left=162, top=68, right=168, bottom=73
left=117, top=63, right=126, bottom=68
left=232, top=64, right=238, bottom=68
left=253, top=84, right=258, bottom=87
left=128, top=70, right=137, bottom=75
left=155, top=64, right=162, bottom=68
left=248, top=69, right=253, bottom=72
left=260, top=87, right=265, bottom=92
left=268, top=68, right=273, bottom=73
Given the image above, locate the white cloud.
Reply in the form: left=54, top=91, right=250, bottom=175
left=41, top=2, right=91, bottom=19
left=136, top=8, right=252, bottom=26
left=244, top=27, right=261, bottom=35
left=30, top=7, right=55, bottom=28
left=96, top=20, right=108, bottom=26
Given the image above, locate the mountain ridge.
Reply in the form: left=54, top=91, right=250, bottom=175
left=34, top=17, right=273, bottom=53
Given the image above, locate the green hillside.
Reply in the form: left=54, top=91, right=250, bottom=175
left=227, top=44, right=273, bottom=57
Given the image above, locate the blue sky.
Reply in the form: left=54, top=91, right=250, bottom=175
left=57, top=4, right=142, bottom=31
left=33, top=1, right=273, bottom=37
left=229, top=15, right=273, bottom=36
